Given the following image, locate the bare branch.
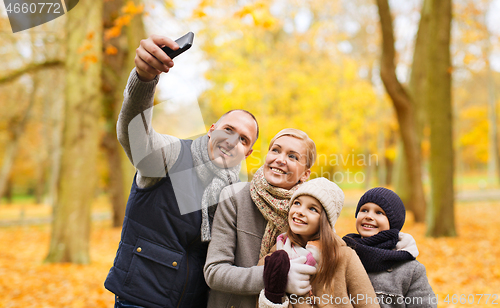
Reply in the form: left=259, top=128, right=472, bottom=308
left=0, top=60, right=63, bottom=84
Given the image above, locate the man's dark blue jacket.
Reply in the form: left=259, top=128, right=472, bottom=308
left=105, top=139, right=208, bottom=308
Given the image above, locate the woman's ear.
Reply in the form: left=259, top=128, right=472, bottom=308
left=299, top=169, right=311, bottom=183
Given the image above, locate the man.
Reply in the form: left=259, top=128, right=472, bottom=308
left=104, top=34, right=259, bottom=308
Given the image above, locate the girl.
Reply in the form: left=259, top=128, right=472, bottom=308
left=204, top=128, right=318, bottom=308
left=342, top=187, right=436, bottom=308
left=259, top=177, right=380, bottom=308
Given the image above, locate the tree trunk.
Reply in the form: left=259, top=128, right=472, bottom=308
left=35, top=166, right=46, bottom=204
left=102, top=132, right=127, bottom=226
left=0, top=75, right=38, bottom=199
left=487, top=64, right=498, bottom=185
left=393, top=143, right=410, bottom=207
left=385, top=156, right=393, bottom=186
left=4, top=175, right=13, bottom=204
left=102, top=0, right=128, bottom=228
left=407, top=0, right=431, bottom=204
left=408, top=0, right=431, bottom=143
left=425, top=0, right=456, bottom=237
left=45, top=69, right=65, bottom=207
left=101, top=0, right=146, bottom=227
left=375, top=0, right=426, bottom=222
left=384, top=129, right=396, bottom=187
left=364, top=148, right=373, bottom=189
left=45, top=0, right=103, bottom=264
left=377, top=129, right=386, bottom=186
left=122, top=0, right=146, bottom=208
left=486, top=33, right=498, bottom=185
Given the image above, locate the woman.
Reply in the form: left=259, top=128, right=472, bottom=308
left=204, top=128, right=317, bottom=308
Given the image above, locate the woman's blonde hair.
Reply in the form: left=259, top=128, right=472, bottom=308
left=268, top=128, right=317, bottom=168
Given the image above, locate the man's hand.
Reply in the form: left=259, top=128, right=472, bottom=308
left=135, top=34, right=179, bottom=82
left=285, top=256, right=317, bottom=296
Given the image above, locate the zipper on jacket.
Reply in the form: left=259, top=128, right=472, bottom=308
left=176, top=235, right=200, bottom=308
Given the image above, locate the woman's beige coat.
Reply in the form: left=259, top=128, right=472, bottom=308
left=204, top=182, right=267, bottom=308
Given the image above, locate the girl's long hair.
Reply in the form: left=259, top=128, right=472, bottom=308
left=286, top=207, right=340, bottom=292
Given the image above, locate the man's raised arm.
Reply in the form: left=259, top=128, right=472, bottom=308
left=116, top=35, right=183, bottom=188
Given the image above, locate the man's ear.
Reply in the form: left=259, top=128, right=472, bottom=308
left=244, top=148, right=253, bottom=159
left=208, top=124, right=216, bottom=137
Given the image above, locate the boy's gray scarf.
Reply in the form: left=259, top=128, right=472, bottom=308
left=191, top=134, right=241, bottom=242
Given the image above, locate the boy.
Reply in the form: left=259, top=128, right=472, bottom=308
left=343, top=187, right=437, bottom=308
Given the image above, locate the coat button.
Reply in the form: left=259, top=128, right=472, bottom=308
left=172, top=261, right=178, bottom=267
left=137, top=247, right=142, bottom=252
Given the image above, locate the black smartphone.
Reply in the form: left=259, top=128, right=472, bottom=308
left=161, top=32, right=194, bottom=59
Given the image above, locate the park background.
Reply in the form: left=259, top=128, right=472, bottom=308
left=1, top=0, right=500, bottom=307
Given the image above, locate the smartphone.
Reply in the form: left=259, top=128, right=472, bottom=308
left=161, top=32, right=194, bottom=59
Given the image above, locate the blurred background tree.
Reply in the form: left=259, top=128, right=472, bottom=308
left=45, top=0, right=104, bottom=264
left=375, top=0, right=427, bottom=223
left=424, top=0, right=455, bottom=237
left=101, top=0, right=146, bottom=228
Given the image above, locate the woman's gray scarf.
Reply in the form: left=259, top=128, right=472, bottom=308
left=191, top=134, right=241, bottom=242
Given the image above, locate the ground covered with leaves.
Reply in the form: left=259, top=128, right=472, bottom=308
left=0, top=200, right=499, bottom=307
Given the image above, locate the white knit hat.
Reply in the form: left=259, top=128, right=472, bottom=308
left=289, top=177, right=345, bottom=230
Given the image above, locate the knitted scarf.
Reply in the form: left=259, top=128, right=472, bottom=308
left=342, top=229, right=415, bottom=272
left=191, top=134, right=241, bottom=242
left=250, top=166, right=301, bottom=258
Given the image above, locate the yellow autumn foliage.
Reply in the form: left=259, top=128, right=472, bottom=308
left=104, top=1, right=144, bottom=41
left=104, top=26, right=121, bottom=40
left=105, top=45, right=119, bottom=55
left=458, top=106, right=489, bottom=164
left=197, top=1, right=394, bottom=180
left=121, top=1, right=144, bottom=15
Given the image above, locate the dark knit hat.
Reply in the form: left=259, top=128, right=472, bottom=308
left=355, top=187, right=406, bottom=230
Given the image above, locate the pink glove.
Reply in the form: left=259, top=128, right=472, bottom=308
left=305, top=244, right=320, bottom=267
